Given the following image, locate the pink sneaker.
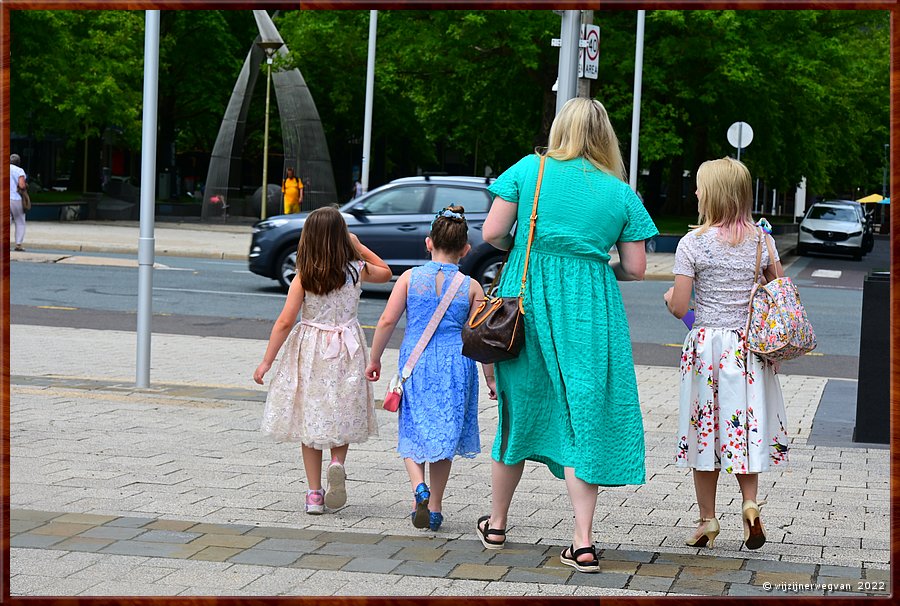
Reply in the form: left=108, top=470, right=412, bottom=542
left=305, top=489, right=325, bottom=515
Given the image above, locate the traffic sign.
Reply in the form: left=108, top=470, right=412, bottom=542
left=584, top=25, right=599, bottom=79
left=727, top=121, right=753, bottom=160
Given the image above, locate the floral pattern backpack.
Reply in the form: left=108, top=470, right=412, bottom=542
left=745, top=227, right=817, bottom=361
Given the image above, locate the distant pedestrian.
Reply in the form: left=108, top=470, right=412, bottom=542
left=281, top=167, right=303, bottom=215
left=254, top=207, right=392, bottom=515
left=365, top=205, right=494, bottom=532
left=9, top=154, right=27, bottom=251
left=664, top=157, right=788, bottom=551
left=479, top=98, right=658, bottom=572
left=352, top=179, right=363, bottom=199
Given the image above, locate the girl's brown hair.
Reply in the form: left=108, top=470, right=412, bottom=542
left=295, top=206, right=361, bottom=295
left=430, top=205, right=469, bottom=253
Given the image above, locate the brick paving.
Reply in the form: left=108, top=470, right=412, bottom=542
left=11, top=508, right=889, bottom=597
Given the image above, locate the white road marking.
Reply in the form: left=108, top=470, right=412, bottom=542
left=811, top=269, right=842, bottom=279
left=153, top=287, right=284, bottom=298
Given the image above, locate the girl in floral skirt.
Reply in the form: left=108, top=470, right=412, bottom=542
left=664, top=157, right=789, bottom=551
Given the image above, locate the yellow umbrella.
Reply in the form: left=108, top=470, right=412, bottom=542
left=857, top=193, right=884, bottom=203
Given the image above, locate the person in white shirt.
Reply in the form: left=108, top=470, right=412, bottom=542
left=9, top=154, right=27, bottom=251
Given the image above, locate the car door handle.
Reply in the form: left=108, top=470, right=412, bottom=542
left=471, top=222, right=484, bottom=230
left=396, top=225, right=417, bottom=231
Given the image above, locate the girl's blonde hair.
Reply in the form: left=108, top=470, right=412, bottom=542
left=544, top=97, right=626, bottom=181
left=295, top=206, right=362, bottom=295
left=694, top=157, right=755, bottom=246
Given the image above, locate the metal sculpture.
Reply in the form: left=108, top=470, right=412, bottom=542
left=202, top=10, right=337, bottom=220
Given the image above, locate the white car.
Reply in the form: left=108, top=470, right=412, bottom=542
left=797, top=201, right=866, bottom=260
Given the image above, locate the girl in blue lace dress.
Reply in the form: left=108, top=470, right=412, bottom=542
left=366, top=206, right=496, bottom=531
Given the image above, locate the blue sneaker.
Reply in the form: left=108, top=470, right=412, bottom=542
left=411, top=482, right=430, bottom=529
left=429, top=511, right=443, bottom=531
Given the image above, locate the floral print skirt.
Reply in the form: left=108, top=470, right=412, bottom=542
left=676, top=327, right=789, bottom=473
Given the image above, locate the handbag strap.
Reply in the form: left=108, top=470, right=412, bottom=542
left=752, top=227, right=763, bottom=286
left=517, top=154, right=546, bottom=298
left=401, top=271, right=467, bottom=381
left=761, top=230, right=782, bottom=278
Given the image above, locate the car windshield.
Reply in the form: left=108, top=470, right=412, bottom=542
left=807, top=206, right=857, bottom=222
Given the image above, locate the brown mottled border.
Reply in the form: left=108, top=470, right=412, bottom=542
left=1, top=3, right=896, bottom=606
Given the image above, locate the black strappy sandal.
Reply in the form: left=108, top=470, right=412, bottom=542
left=560, top=544, right=600, bottom=573
left=476, top=515, right=506, bottom=550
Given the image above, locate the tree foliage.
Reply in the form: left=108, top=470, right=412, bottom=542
left=10, top=9, right=889, bottom=207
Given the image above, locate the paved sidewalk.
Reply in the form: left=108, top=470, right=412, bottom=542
left=12, top=219, right=797, bottom=280
left=9, top=324, right=890, bottom=597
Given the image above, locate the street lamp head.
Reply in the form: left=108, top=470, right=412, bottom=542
left=256, top=40, right=284, bottom=64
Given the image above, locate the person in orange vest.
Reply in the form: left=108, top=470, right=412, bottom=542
left=282, top=167, right=304, bottom=214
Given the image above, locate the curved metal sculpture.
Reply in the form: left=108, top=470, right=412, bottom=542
left=202, top=10, right=337, bottom=220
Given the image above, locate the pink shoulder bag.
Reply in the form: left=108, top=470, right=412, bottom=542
left=383, top=271, right=468, bottom=412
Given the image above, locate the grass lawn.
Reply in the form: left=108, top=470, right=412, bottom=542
left=652, top=214, right=796, bottom=235
left=30, top=190, right=85, bottom=203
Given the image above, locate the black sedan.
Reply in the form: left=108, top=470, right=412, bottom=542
left=249, top=175, right=506, bottom=291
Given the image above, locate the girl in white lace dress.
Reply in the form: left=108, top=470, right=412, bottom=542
left=664, top=158, right=788, bottom=551
left=254, top=207, right=392, bottom=515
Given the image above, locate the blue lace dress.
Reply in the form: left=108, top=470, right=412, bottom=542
left=397, top=262, right=481, bottom=463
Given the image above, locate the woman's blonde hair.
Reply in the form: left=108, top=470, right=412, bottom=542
left=544, top=97, right=626, bottom=181
left=694, top=157, right=755, bottom=246
left=295, top=206, right=362, bottom=295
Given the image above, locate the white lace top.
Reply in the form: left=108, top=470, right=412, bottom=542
left=673, top=227, right=779, bottom=329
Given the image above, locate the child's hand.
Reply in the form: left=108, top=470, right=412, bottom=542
left=663, top=286, right=674, bottom=304
left=365, top=359, right=381, bottom=382
left=253, top=361, right=271, bottom=385
left=486, top=375, right=498, bottom=400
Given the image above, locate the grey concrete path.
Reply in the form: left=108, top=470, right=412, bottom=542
left=9, top=323, right=890, bottom=597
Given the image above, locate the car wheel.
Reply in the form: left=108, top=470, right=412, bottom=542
left=476, top=254, right=505, bottom=293
left=863, top=234, right=874, bottom=254
left=852, top=249, right=863, bottom=262
left=276, top=246, right=298, bottom=291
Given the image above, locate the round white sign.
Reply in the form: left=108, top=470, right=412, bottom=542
left=727, top=121, right=754, bottom=149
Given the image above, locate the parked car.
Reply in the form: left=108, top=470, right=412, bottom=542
left=797, top=200, right=868, bottom=260
left=813, top=199, right=875, bottom=254
left=249, top=175, right=504, bottom=291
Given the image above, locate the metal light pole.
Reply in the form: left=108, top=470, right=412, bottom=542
left=361, top=10, right=378, bottom=196
left=257, top=40, right=283, bottom=220
left=136, top=9, right=160, bottom=388
left=628, top=10, right=646, bottom=192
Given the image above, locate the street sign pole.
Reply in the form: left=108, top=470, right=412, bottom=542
left=556, top=10, right=581, bottom=115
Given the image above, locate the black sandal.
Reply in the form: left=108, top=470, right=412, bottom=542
left=476, top=515, right=506, bottom=550
left=560, top=544, right=600, bottom=573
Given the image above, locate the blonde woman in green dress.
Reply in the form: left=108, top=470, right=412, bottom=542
left=477, top=98, right=658, bottom=573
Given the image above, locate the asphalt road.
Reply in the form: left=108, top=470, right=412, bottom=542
left=11, top=237, right=889, bottom=379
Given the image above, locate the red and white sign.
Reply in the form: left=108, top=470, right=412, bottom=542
left=582, top=24, right=600, bottom=80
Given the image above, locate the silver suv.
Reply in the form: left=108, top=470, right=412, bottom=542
left=797, top=200, right=869, bottom=260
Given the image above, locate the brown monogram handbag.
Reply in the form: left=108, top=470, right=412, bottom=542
left=461, top=155, right=545, bottom=363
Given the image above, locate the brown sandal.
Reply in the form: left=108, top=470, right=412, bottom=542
left=476, top=515, right=506, bottom=550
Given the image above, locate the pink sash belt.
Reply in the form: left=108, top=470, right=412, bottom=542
left=300, top=319, right=360, bottom=359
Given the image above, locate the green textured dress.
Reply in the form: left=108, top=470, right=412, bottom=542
left=488, top=154, right=659, bottom=486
